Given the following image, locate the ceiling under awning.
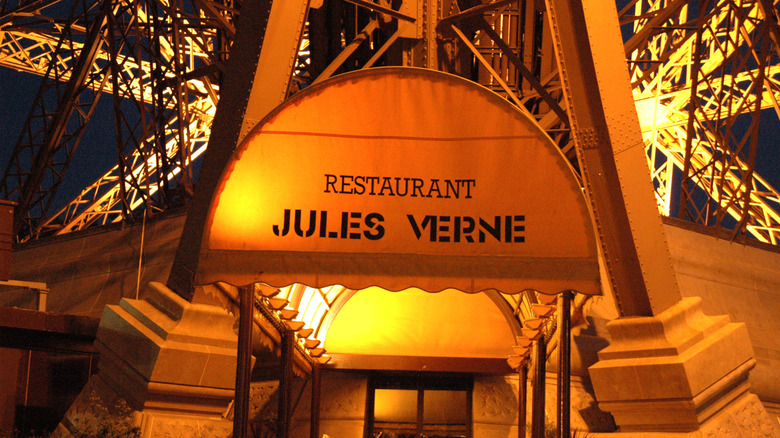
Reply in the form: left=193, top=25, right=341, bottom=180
left=197, top=68, right=600, bottom=296
left=323, top=287, right=516, bottom=359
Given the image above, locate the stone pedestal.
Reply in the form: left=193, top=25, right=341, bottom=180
left=53, top=282, right=237, bottom=437
left=589, top=297, right=780, bottom=435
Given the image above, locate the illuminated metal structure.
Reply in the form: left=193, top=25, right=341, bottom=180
left=1, top=0, right=778, bottom=245
left=2, top=0, right=779, bottom=435
left=627, top=0, right=780, bottom=244
left=3, top=0, right=778, bottom=355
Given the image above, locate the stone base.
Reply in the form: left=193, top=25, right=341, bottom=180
left=589, top=297, right=780, bottom=436
left=587, top=391, right=779, bottom=437
left=53, top=282, right=238, bottom=437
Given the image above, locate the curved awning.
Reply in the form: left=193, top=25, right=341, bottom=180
left=198, top=68, right=600, bottom=295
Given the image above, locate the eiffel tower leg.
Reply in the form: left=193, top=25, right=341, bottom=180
left=545, top=0, right=780, bottom=434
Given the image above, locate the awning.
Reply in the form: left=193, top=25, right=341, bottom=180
left=197, top=68, right=600, bottom=296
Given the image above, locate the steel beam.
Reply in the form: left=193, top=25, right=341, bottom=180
left=167, top=0, right=310, bottom=299
left=278, top=330, right=295, bottom=438
left=530, top=336, right=546, bottom=438
left=310, top=362, right=321, bottom=438
left=233, top=285, right=254, bottom=438
left=518, top=363, right=528, bottom=438
left=557, top=291, right=571, bottom=438
left=1, top=0, right=111, bottom=239
left=545, top=0, right=681, bottom=316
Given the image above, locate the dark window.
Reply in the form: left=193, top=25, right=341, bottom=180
left=367, top=373, right=472, bottom=438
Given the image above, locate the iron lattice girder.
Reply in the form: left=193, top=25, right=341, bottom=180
left=0, top=0, right=779, bottom=246
left=3, top=0, right=564, bottom=240
left=46, top=0, right=230, bottom=234
left=0, top=0, right=111, bottom=239
left=0, top=0, right=234, bottom=241
left=624, top=0, right=780, bottom=244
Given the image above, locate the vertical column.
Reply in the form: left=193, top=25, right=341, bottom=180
left=530, top=336, right=546, bottom=438
left=278, top=330, right=295, bottom=438
left=310, top=362, right=321, bottom=438
left=518, top=364, right=528, bottom=438
left=416, top=388, right=425, bottom=437
left=557, top=291, right=572, bottom=438
left=167, top=0, right=311, bottom=301
left=544, top=0, right=681, bottom=317
left=233, top=285, right=254, bottom=438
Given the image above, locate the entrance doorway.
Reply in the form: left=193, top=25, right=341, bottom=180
left=367, top=373, right=472, bottom=438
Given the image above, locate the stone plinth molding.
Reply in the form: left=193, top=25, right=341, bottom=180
left=589, top=296, right=779, bottom=435
left=54, top=282, right=237, bottom=437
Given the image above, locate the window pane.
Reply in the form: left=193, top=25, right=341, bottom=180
left=373, top=389, right=418, bottom=437
left=423, top=390, right=468, bottom=437
left=374, top=389, right=418, bottom=423
left=423, top=390, right=467, bottom=424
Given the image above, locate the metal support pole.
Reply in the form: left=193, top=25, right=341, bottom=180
left=233, top=285, right=254, bottom=438
left=310, top=362, right=321, bottom=438
left=557, top=291, right=572, bottom=438
left=531, top=335, right=547, bottom=438
left=278, top=330, right=295, bottom=438
left=519, top=363, right=528, bottom=438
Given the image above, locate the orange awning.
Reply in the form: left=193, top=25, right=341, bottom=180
left=198, top=68, right=600, bottom=296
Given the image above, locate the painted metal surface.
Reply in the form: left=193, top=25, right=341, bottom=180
left=530, top=335, right=546, bottom=438
left=625, top=0, right=780, bottom=244
left=546, top=0, right=681, bottom=316
left=233, top=285, right=254, bottom=438
left=1, top=0, right=778, bottom=253
left=167, top=0, right=310, bottom=299
left=557, top=290, right=571, bottom=437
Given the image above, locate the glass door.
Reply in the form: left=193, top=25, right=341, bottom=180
left=369, top=374, right=472, bottom=438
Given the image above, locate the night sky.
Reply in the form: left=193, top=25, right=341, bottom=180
left=0, top=65, right=118, bottom=210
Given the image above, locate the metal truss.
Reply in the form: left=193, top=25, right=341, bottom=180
left=1, top=0, right=233, bottom=240
left=0, top=0, right=112, bottom=239
left=439, top=0, right=571, bottom=147
left=1, top=0, right=779, bottom=245
left=623, top=0, right=780, bottom=244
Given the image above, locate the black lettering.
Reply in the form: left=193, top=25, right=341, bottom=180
left=364, top=213, right=385, bottom=240
left=319, top=210, right=328, bottom=237
left=411, top=178, right=425, bottom=197
left=366, top=176, right=380, bottom=195
left=294, top=209, right=317, bottom=237
left=438, top=216, right=450, bottom=242
left=378, top=177, right=395, bottom=196
left=407, top=214, right=434, bottom=240
left=444, top=180, right=458, bottom=199
left=427, top=216, right=438, bottom=240
left=340, top=212, right=349, bottom=238
left=272, top=209, right=291, bottom=236
left=461, top=216, right=475, bottom=243
left=339, top=175, right=353, bottom=194
left=479, top=216, right=501, bottom=242
left=349, top=212, right=362, bottom=239
left=324, top=175, right=337, bottom=193
left=354, top=176, right=366, bottom=195
left=395, top=177, right=410, bottom=196
left=514, top=215, right=525, bottom=243
left=427, top=179, right=443, bottom=198
left=462, top=179, right=476, bottom=198
left=326, top=176, right=475, bottom=199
